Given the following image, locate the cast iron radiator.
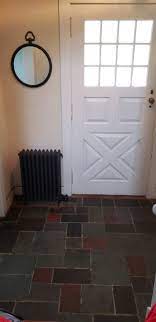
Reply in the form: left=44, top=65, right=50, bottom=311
left=19, top=149, right=63, bottom=202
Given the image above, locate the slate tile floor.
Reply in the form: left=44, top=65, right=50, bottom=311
left=0, top=197, right=156, bottom=322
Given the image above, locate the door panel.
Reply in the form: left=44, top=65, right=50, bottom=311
left=71, top=5, right=156, bottom=194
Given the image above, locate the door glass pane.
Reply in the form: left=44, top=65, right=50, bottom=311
left=132, top=67, right=148, bottom=87
left=84, top=45, right=100, bottom=65
left=119, top=21, right=135, bottom=43
left=102, top=21, right=118, bottom=43
left=84, top=67, right=99, bottom=86
left=136, top=20, right=153, bottom=43
left=116, top=67, right=131, bottom=87
left=85, top=21, right=101, bottom=43
left=117, top=45, right=133, bottom=65
left=100, top=67, right=115, bottom=86
left=133, top=45, right=150, bottom=65
left=101, top=45, right=116, bottom=65
left=83, top=19, right=152, bottom=87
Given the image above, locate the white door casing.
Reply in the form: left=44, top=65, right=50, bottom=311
left=70, top=4, right=156, bottom=195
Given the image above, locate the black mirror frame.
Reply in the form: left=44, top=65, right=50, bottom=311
left=11, top=42, right=52, bottom=88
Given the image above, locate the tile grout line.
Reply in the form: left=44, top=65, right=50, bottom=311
left=80, top=284, right=83, bottom=309
left=138, top=199, right=143, bottom=208
left=58, top=283, right=62, bottom=313
left=130, top=281, right=140, bottom=321
left=12, top=301, right=16, bottom=314
left=128, top=207, right=137, bottom=233
left=51, top=268, right=54, bottom=284
left=112, top=285, right=116, bottom=315
left=43, top=209, right=48, bottom=232
left=12, top=231, right=21, bottom=253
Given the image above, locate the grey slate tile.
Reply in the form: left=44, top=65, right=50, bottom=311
left=20, top=207, right=48, bottom=218
left=32, top=231, right=65, bottom=254
left=105, top=224, right=135, bottom=233
left=53, top=268, right=91, bottom=284
left=0, top=302, right=15, bottom=312
left=83, top=224, right=105, bottom=237
left=67, top=223, right=81, bottom=237
left=0, top=231, right=18, bottom=253
left=92, top=252, right=130, bottom=285
left=81, top=285, right=114, bottom=314
left=88, top=207, right=103, bottom=223
left=14, top=302, right=58, bottom=321
left=94, top=316, right=139, bottom=322
left=62, top=214, right=88, bottom=223
left=13, top=232, right=35, bottom=254
left=113, top=286, right=137, bottom=314
left=66, top=238, right=82, bottom=249
left=0, top=275, right=31, bottom=300
left=24, top=282, right=60, bottom=301
left=17, top=218, right=45, bottom=231
left=135, top=294, right=152, bottom=322
left=0, top=255, right=36, bottom=274
left=64, top=250, right=90, bottom=268
left=37, top=254, right=64, bottom=267
left=129, top=207, right=155, bottom=223
left=44, top=222, right=67, bottom=232
left=131, top=277, right=153, bottom=293
left=5, top=207, right=22, bottom=221
left=57, top=313, right=92, bottom=322
left=101, top=199, right=114, bottom=207
left=83, top=198, right=101, bottom=206
left=115, top=199, right=139, bottom=207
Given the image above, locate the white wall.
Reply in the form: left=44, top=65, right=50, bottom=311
left=147, top=128, right=156, bottom=198
left=0, top=0, right=156, bottom=199
left=0, top=0, right=62, bottom=193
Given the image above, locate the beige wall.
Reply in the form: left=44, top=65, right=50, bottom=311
left=0, top=0, right=62, bottom=192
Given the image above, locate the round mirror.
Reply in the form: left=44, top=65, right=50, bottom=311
left=11, top=33, right=52, bottom=88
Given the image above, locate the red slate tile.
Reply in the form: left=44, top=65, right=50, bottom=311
left=83, top=238, right=107, bottom=250
left=33, top=268, right=53, bottom=283
left=60, top=284, right=80, bottom=312
left=126, top=256, right=146, bottom=276
left=47, top=213, right=61, bottom=222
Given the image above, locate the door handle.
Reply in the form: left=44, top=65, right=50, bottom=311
left=148, top=90, right=155, bottom=108
left=149, top=97, right=155, bottom=105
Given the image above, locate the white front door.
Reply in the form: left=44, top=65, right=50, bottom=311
left=71, top=4, right=156, bottom=195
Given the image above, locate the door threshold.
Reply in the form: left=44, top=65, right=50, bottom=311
left=72, top=194, right=147, bottom=200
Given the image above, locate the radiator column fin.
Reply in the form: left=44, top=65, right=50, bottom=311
left=18, top=149, right=63, bottom=202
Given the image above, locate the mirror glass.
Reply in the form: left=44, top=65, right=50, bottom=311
left=13, top=46, right=51, bottom=87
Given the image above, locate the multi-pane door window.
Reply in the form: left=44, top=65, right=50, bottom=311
left=84, top=20, right=153, bottom=87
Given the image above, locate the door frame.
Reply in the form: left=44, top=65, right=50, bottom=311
left=59, top=0, right=156, bottom=197
left=59, top=0, right=72, bottom=195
